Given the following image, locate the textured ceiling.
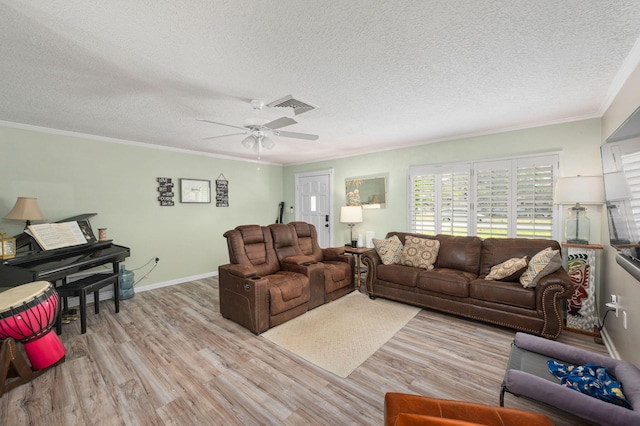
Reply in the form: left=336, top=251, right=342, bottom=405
left=1, top=1, right=640, bottom=165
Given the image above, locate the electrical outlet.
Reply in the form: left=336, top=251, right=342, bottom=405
left=623, top=311, right=628, bottom=330
left=606, top=296, right=620, bottom=317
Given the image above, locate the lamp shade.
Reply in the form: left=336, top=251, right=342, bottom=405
left=553, top=176, right=605, bottom=205
left=340, top=206, right=363, bottom=224
left=4, top=197, right=46, bottom=222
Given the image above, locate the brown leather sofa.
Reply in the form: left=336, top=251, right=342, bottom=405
left=362, top=232, right=573, bottom=339
left=384, top=392, right=553, bottom=426
left=219, top=223, right=353, bottom=334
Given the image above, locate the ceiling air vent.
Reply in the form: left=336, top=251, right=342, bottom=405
left=267, top=95, right=317, bottom=116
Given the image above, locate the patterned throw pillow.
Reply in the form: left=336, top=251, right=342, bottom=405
left=485, top=256, right=528, bottom=281
left=400, top=236, right=440, bottom=270
left=373, top=235, right=403, bottom=265
left=519, top=247, right=562, bottom=288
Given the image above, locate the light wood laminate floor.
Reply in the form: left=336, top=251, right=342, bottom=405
left=1, top=278, right=609, bottom=425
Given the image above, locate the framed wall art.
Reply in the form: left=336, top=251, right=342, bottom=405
left=345, top=174, right=387, bottom=209
left=180, top=178, right=211, bottom=203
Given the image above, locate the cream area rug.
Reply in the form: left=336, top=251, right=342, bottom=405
left=261, top=291, right=421, bottom=378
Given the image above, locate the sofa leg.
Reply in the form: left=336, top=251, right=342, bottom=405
left=369, top=294, right=376, bottom=300
left=499, top=384, right=506, bottom=407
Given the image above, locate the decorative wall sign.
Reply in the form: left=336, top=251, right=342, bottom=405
left=180, top=178, right=211, bottom=203
left=216, top=174, right=229, bottom=207
left=157, top=177, right=175, bottom=206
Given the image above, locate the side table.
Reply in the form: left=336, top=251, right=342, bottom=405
left=344, top=247, right=373, bottom=288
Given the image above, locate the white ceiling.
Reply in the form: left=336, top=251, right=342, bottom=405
left=2, top=1, right=640, bottom=165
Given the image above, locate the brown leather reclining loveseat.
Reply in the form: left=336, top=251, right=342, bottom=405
left=362, top=232, right=573, bottom=339
left=218, top=223, right=353, bottom=334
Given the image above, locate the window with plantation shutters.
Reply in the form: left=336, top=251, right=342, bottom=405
left=476, top=161, right=510, bottom=238
left=408, top=153, right=559, bottom=239
left=409, top=164, right=470, bottom=236
left=409, top=174, right=436, bottom=234
left=514, top=157, right=555, bottom=238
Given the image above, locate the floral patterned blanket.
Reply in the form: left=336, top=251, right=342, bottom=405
left=548, top=360, right=632, bottom=409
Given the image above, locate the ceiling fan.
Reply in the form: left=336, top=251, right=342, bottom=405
left=197, top=100, right=319, bottom=158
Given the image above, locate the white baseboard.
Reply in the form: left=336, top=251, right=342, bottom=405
left=601, top=327, right=621, bottom=360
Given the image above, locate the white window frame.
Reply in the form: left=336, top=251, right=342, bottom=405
left=407, top=152, right=561, bottom=240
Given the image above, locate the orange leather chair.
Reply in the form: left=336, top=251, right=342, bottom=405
left=384, top=393, right=553, bottom=426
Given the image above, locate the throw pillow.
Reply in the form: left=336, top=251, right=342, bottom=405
left=485, top=256, right=528, bottom=281
left=373, top=235, right=403, bottom=265
left=400, top=236, right=440, bottom=269
left=519, top=247, right=562, bottom=288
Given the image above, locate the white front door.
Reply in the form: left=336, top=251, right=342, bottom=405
left=295, top=170, right=333, bottom=247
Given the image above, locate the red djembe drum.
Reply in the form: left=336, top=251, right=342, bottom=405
left=0, top=281, right=66, bottom=370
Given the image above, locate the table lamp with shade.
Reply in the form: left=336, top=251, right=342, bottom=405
left=3, top=197, right=46, bottom=229
left=553, top=176, right=605, bottom=244
left=340, top=205, right=363, bottom=247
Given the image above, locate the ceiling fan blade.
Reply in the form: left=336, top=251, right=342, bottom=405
left=197, top=119, right=247, bottom=131
left=274, top=130, right=319, bottom=141
left=262, top=117, right=297, bottom=130
left=202, top=132, right=248, bottom=140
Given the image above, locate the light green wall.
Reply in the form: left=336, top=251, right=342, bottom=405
left=0, top=124, right=283, bottom=288
left=283, top=118, right=603, bottom=245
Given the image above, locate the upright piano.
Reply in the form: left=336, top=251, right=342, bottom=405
left=0, top=214, right=130, bottom=288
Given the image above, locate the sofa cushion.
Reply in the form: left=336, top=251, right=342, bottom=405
left=400, top=236, right=440, bottom=270
left=434, top=235, right=482, bottom=275
left=418, top=269, right=474, bottom=297
left=470, top=279, right=536, bottom=309
left=520, top=247, right=562, bottom=288
left=378, top=263, right=421, bottom=287
left=485, top=256, right=528, bottom=281
left=268, top=271, right=310, bottom=315
left=373, top=235, right=404, bottom=265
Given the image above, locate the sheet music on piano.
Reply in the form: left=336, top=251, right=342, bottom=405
left=26, top=222, right=89, bottom=250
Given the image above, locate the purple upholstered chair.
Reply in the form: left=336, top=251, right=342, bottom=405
left=501, top=332, right=640, bottom=426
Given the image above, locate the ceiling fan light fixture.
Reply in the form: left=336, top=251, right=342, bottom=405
left=241, top=135, right=255, bottom=150
left=261, top=136, right=274, bottom=150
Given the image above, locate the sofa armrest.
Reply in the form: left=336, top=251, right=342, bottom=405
left=321, top=246, right=348, bottom=262
left=361, top=250, right=382, bottom=293
left=534, top=269, right=573, bottom=304
left=219, top=263, right=258, bottom=278
left=218, top=266, right=270, bottom=334
left=282, top=255, right=317, bottom=265
left=533, top=268, right=573, bottom=338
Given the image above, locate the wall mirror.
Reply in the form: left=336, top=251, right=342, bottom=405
left=345, top=174, right=387, bottom=209
left=602, top=106, right=640, bottom=280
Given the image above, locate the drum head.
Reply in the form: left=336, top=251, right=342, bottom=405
left=0, top=281, right=52, bottom=312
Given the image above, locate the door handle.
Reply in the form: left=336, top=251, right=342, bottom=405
left=325, top=214, right=329, bottom=222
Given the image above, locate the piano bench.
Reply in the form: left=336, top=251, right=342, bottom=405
left=55, top=273, right=120, bottom=335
